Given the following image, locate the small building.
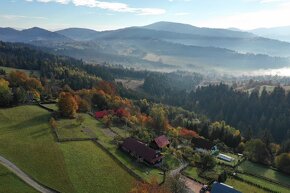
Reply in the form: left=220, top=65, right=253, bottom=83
left=211, top=182, right=241, bottom=193
left=121, top=138, right=163, bottom=165
left=217, top=153, right=235, bottom=162
left=151, top=135, right=170, bottom=149
left=192, top=136, right=217, bottom=154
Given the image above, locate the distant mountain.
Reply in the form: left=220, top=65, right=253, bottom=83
left=93, top=24, right=290, bottom=57
left=250, top=26, right=290, bottom=42
left=56, top=28, right=100, bottom=41
left=144, top=21, right=255, bottom=38
left=0, top=27, right=71, bottom=42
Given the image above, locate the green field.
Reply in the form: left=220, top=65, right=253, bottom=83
left=60, top=141, right=134, bottom=193
left=57, top=113, right=164, bottom=183
left=0, top=105, right=75, bottom=193
left=41, top=103, right=58, bottom=111
left=0, top=66, right=40, bottom=77
left=238, top=160, right=290, bottom=187
left=226, top=177, right=268, bottom=193
left=237, top=173, right=290, bottom=193
left=0, top=164, right=38, bottom=193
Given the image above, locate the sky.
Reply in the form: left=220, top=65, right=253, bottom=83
left=1, top=0, right=290, bottom=31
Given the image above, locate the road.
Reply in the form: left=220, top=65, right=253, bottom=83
left=0, top=155, right=58, bottom=193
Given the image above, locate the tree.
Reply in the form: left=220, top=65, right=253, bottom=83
left=200, top=153, right=216, bottom=171
left=165, top=174, right=187, bottom=193
left=244, top=139, right=272, bottom=165
left=130, top=178, right=170, bottom=193
left=58, top=92, right=78, bottom=118
left=0, top=78, right=13, bottom=107
left=275, top=153, right=290, bottom=174
left=150, top=105, right=168, bottom=132
left=218, top=171, right=227, bottom=183
left=76, top=115, right=85, bottom=126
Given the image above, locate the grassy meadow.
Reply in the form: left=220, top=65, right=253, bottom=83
left=0, top=164, right=38, bottom=193
left=0, top=105, right=75, bottom=193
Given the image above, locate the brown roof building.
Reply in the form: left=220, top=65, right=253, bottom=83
left=152, top=135, right=170, bottom=149
left=121, top=138, right=163, bottom=165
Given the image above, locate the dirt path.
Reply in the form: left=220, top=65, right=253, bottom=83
left=0, top=155, right=58, bottom=193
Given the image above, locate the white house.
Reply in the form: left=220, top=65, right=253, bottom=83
left=217, top=153, right=235, bottom=162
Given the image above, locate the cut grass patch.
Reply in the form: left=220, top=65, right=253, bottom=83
left=237, top=173, right=290, bottom=193
left=182, top=166, right=210, bottom=184
left=0, top=105, right=75, bottom=193
left=238, top=160, right=290, bottom=187
left=41, top=103, right=58, bottom=111
left=0, top=164, right=38, bottom=193
left=226, top=177, right=268, bottom=193
left=60, top=141, right=134, bottom=193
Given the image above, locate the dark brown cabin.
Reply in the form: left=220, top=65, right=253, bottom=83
left=121, top=138, right=163, bottom=165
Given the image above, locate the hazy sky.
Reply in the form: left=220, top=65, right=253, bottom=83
left=1, top=0, right=290, bottom=31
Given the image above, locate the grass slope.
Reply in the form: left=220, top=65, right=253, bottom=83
left=60, top=141, right=134, bottom=193
left=226, top=177, right=268, bottom=193
left=238, top=161, right=290, bottom=187
left=0, top=105, right=75, bottom=193
left=0, top=164, right=38, bottom=193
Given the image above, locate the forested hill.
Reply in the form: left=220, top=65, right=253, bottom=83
left=189, top=84, right=290, bottom=143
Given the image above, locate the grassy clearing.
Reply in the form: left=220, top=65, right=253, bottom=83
left=226, top=177, right=268, bottom=193
left=41, top=103, right=58, bottom=111
left=60, top=141, right=134, bottom=193
left=182, top=166, right=209, bottom=184
left=0, top=164, right=38, bottom=193
left=0, top=105, right=75, bottom=193
left=163, top=154, right=180, bottom=170
left=238, top=160, right=290, bottom=187
left=238, top=173, right=290, bottom=193
left=110, top=126, right=130, bottom=138
left=0, top=66, right=40, bottom=77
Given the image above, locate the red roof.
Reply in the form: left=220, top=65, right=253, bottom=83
left=121, top=138, right=163, bottom=164
left=95, top=111, right=109, bottom=119
left=154, top=135, right=170, bottom=148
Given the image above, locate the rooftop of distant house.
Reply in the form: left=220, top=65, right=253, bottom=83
left=154, top=135, right=170, bottom=148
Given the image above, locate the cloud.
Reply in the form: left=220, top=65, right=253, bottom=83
left=174, top=12, right=190, bottom=16
left=26, top=0, right=166, bottom=15
left=195, top=2, right=290, bottom=30
left=0, top=14, right=47, bottom=20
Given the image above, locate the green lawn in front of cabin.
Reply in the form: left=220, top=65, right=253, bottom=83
left=0, top=105, right=75, bottom=193
left=0, top=66, right=40, bottom=77
left=237, top=173, right=290, bottom=193
left=60, top=141, right=134, bottom=193
left=238, top=160, right=290, bottom=187
left=57, top=113, right=164, bottom=183
left=226, top=177, right=268, bottom=193
left=0, top=164, right=38, bottom=193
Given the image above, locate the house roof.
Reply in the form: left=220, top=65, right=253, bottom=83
left=154, top=135, right=170, bottom=148
left=121, top=138, right=163, bottom=163
left=192, top=136, right=214, bottom=150
left=211, top=182, right=241, bottom=193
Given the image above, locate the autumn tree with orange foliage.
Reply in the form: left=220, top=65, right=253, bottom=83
left=179, top=128, right=199, bottom=139
left=130, top=178, right=171, bottom=193
left=58, top=92, right=78, bottom=118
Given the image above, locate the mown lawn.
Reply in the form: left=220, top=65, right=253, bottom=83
left=226, top=177, right=268, bottom=193
left=238, top=173, right=290, bottom=193
left=0, top=105, right=75, bottom=193
left=57, top=114, right=164, bottom=183
left=0, top=164, right=38, bottom=193
left=182, top=166, right=210, bottom=184
left=60, top=141, right=134, bottom=193
left=238, top=160, right=290, bottom=187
